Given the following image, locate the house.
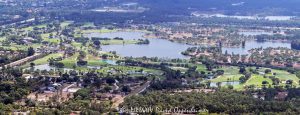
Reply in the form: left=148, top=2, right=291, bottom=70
left=252, top=93, right=265, bottom=100
left=274, top=92, right=288, bottom=101
left=22, top=74, right=34, bottom=81
left=52, top=83, right=62, bottom=87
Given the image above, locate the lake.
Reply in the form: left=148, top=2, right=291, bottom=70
left=238, top=31, right=274, bottom=36
left=26, top=64, right=74, bottom=72
left=222, top=40, right=291, bottom=55
left=87, top=31, right=291, bottom=58
left=192, top=13, right=295, bottom=21
left=87, top=31, right=193, bottom=59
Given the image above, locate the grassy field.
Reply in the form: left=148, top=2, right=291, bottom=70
left=241, top=74, right=273, bottom=88
left=210, top=66, right=243, bottom=82
left=170, top=67, right=188, bottom=72
left=99, top=65, right=163, bottom=75
left=101, top=40, right=138, bottom=45
left=60, top=53, right=79, bottom=68
left=209, top=66, right=299, bottom=90
left=0, top=44, right=42, bottom=50
left=60, top=21, right=73, bottom=28
left=196, top=64, right=207, bottom=72
left=85, top=53, right=108, bottom=66
left=211, top=75, right=242, bottom=82
left=22, top=24, right=47, bottom=31
left=77, top=29, right=117, bottom=34
left=82, top=22, right=95, bottom=27
left=41, top=33, right=60, bottom=44
left=33, top=53, right=63, bottom=65
left=260, top=68, right=299, bottom=84
left=0, top=37, right=6, bottom=41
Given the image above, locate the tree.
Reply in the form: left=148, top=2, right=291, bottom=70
left=296, top=71, right=300, bottom=79
left=106, top=77, right=115, bottom=85
left=122, top=86, right=131, bottom=93
left=239, top=76, right=247, bottom=83
left=30, top=63, right=35, bottom=68
left=27, top=47, right=35, bottom=56
left=93, top=40, right=101, bottom=46
left=227, top=85, right=234, bottom=89
left=216, top=82, right=222, bottom=88
left=239, top=67, right=246, bottom=74
left=262, top=81, right=269, bottom=87
left=74, top=88, right=91, bottom=99
left=102, top=54, right=108, bottom=59
left=265, top=69, right=272, bottom=74
left=291, top=40, right=300, bottom=50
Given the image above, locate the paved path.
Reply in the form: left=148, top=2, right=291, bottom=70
left=0, top=53, right=44, bottom=69
left=111, top=81, right=151, bottom=109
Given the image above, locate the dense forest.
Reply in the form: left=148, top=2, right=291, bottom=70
left=123, top=90, right=300, bottom=114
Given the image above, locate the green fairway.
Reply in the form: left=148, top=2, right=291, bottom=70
left=33, top=53, right=63, bottom=65
left=78, top=29, right=117, bottom=34
left=0, top=44, right=42, bottom=50
left=210, top=66, right=242, bottom=82
left=60, top=21, right=73, bottom=28
left=261, top=68, right=299, bottom=84
left=233, top=74, right=273, bottom=90
left=22, top=24, right=47, bottom=31
left=0, top=37, right=6, bottom=41
left=99, top=65, right=163, bottom=75
left=101, top=40, right=138, bottom=45
left=60, top=53, right=79, bottom=68
left=41, top=33, right=60, bottom=44
left=82, top=22, right=95, bottom=27
left=196, top=64, right=207, bottom=72
left=211, top=75, right=242, bottom=82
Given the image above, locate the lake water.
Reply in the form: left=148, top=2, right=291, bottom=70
left=222, top=41, right=291, bottom=55
left=87, top=31, right=291, bottom=58
left=87, top=32, right=193, bottom=59
left=27, top=64, right=74, bottom=72
left=192, top=13, right=295, bottom=21
left=87, top=32, right=145, bottom=40
left=238, top=31, right=274, bottom=36
left=102, top=59, right=117, bottom=65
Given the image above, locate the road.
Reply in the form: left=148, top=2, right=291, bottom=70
left=0, top=53, right=44, bottom=69
left=111, top=81, right=151, bottom=109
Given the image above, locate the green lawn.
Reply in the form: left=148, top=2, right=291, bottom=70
left=86, top=53, right=108, bottom=66
left=101, top=40, right=138, bottom=45
left=196, top=64, right=207, bottom=72
left=170, top=67, right=188, bottom=72
left=78, top=29, right=117, bottom=34
left=261, top=68, right=299, bottom=84
left=220, top=66, right=240, bottom=75
left=210, top=66, right=242, bottom=82
left=233, top=74, right=273, bottom=90
left=210, top=75, right=242, bottom=82
left=41, top=33, right=60, bottom=44
left=0, top=37, right=6, bottom=41
left=82, top=22, right=95, bottom=27
left=60, top=53, right=79, bottom=68
left=22, top=24, right=47, bottom=31
left=99, top=65, right=163, bottom=75
left=208, top=66, right=299, bottom=90
left=0, top=44, right=42, bottom=50
left=60, top=21, right=73, bottom=28
left=33, top=53, right=63, bottom=65
left=71, top=42, right=83, bottom=49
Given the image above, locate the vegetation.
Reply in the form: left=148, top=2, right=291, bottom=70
left=123, top=90, right=300, bottom=114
